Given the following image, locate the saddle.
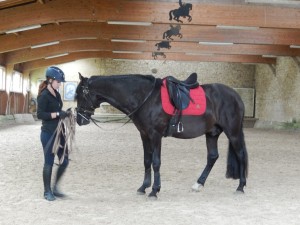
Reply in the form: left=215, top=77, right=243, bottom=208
left=165, top=73, right=199, bottom=134
left=166, top=73, right=199, bottom=110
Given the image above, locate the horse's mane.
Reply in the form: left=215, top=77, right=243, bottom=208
left=89, top=74, right=156, bottom=83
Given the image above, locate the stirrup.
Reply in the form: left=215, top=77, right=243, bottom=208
left=177, top=121, right=184, bottom=133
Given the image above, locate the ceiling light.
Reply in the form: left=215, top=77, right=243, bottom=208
left=31, top=41, right=60, bottom=49
left=199, top=41, right=234, bottom=45
left=112, top=51, right=143, bottom=54
left=262, top=55, right=277, bottom=58
left=111, top=39, right=146, bottom=43
left=216, top=25, right=259, bottom=30
left=5, top=24, right=41, bottom=34
left=290, top=45, right=300, bottom=49
left=245, top=0, right=300, bottom=5
left=107, top=21, right=152, bottom=26
left=45, top=53, right=69, bottom=59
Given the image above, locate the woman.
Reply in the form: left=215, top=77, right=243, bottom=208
left=37, top=66, right=69, bottom=201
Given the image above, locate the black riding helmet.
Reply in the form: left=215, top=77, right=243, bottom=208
left=46, top=66, right=65, bottom=82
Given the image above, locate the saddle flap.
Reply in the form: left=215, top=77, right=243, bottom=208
left=166, top=77, right=194, bottom=110
left=167, top=82, right=190, bottom=110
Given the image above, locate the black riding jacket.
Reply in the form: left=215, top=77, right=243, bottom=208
left=37, top=88, right=63, bottom=133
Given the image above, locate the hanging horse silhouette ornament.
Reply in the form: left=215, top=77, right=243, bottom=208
left=163, top=25, right=183, bottom=41
left=152, top=52, right=166, bottom=59
left=155, top=41, right=172, bottom=51
left=169, top=0, right=193, bottom=23
left=76, top=73, right=249, bottom=199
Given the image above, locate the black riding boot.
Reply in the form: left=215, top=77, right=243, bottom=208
left=53, top=165, right=67, bottom=198
left=43, top=165, right=55, bottom=201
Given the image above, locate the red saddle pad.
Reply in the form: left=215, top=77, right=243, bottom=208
left=161, top=79, right=206, bottom=116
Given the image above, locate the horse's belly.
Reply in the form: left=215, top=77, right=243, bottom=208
left=170, top=115, right=209, bottom=139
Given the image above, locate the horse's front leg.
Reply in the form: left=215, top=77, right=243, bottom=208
left=137, top=134, right=153, bottom=195
left=148, top=136, right=162, bottom=199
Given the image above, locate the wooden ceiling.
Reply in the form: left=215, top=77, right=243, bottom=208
left=0, top=0, right=300, bottom=72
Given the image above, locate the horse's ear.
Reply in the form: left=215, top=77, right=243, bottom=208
left=78, top=72, right=84, bottom=80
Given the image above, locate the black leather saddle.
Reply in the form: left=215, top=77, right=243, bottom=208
left=166, top=73, right=199, bottom=110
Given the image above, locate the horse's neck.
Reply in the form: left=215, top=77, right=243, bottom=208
left=90, top=75, right=154, bottom=114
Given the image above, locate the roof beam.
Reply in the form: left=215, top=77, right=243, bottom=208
left=4, top=39, right=300, bottom=65
left=0, top=0, right=300, bottom=33
left=1, top=22, right=300, bottom=54
left=20, top=51, right=276, bottom=72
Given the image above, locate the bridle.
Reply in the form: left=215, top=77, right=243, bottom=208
left=76, top=78, right=157, bottom=129
left=76, top=83, right=98, bottom=124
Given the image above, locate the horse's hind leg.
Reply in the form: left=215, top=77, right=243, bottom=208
left=137, top=134, right=153, bottom=195
left=192, top=130, right=221, bottom=192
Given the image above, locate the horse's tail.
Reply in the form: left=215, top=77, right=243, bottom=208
left=163, top=31, right=166, bottom=39
left=169, top=10, right=173, bottom=20
left=226, top=130, right=248, bottom=179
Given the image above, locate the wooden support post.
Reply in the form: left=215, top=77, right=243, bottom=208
left=268, top=64, right=276, bottom=76
left=292, top=57, right=300, bottom=70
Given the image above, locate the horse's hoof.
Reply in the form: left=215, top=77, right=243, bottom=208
left=235, top=189, right=245, bottom=194
left=137, top=187, right=146, bottom=195
left=191, top=182, right=204, bottom=192
left=137, top=190, right=146, bottom=195
left=236, top=186, right=245, bottom=193
left=148, top=192, right=158, bottom=199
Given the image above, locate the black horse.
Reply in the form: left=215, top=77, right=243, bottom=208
left=169, top=0, right=193, bottom=23
left=76, top=73, right=248, bottom=198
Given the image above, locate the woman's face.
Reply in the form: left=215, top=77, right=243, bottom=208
left=50, top=79, right=62, bottom=90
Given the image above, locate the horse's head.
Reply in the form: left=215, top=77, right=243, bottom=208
left=75, top=73, right=99, bottom=126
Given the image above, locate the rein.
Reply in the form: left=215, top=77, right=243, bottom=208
left=52, top=110, right=76, bottom=164
left=79, top=78, right=157, bottom=130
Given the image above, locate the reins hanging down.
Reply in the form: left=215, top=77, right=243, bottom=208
left=52, top=109, right=76, bottom=164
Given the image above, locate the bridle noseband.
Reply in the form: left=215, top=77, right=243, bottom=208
left=77, top=84, right=96, bottom=114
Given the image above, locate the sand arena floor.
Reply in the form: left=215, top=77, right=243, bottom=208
left=0, top=121, right=299, bottom=225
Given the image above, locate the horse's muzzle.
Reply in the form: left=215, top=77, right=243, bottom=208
left=76, top=112, right=91, bottom=126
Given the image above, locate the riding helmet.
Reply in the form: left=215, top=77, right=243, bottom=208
left=46, top=66, right=65, bottom=82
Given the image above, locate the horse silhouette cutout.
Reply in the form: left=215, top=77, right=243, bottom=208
left=169, top=0, right=192, bottom=23
left=155, top=41, right=171, bottom=50
left=152, top=52, right=166, bottom=59
left=163, top=24, right=183, bottom=41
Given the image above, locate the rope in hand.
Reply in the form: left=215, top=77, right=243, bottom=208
left=52, top=108, right=76, bottom=164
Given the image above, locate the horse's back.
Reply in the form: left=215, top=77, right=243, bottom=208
left=202, top=83, right=245, bottom=126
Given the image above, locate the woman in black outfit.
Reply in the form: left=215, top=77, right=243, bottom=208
left=37, top=66, right=69, bottom=201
